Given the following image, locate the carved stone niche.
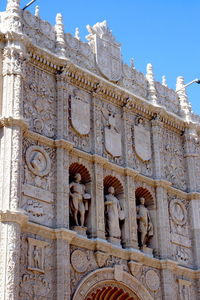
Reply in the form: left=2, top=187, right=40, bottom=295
left=103, top=175, right=125, bottom=246
left=135, top=187, right=155, bottom=255
left=177, top=279, right=192, bottom=300
left=27, top=238, right=48, bottom=273
left=69, top=162, right=91, bottom=235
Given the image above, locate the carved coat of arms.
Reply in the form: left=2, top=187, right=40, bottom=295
left=134, top=119, right=151, bottom=161
left=87, top=21, right=122, bottom=82
left=102, top=108, right=122, bottom=157
left=70, top=89, right=90, bottom=135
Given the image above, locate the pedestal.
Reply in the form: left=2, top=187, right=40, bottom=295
left=72, top=226, right=87, bottom=236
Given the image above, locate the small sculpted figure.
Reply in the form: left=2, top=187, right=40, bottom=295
left=137, top=197, right=153, bottom=248
left=104, top=186, right=125, bottom=239
left=69, top=173, right=91, bottom=227
left=33, top=246, right=40, bottom=269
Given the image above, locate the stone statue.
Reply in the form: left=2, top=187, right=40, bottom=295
left=69, top=173, right=91, bottom=227
left=136, top=197, right=153, bottom=248
left=104, top=186, right=125, bottom=239
left=33, top=246, right=40, bottom=269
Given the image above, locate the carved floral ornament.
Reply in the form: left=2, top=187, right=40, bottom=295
left=25, top=146, right=51, bottom=177
left=169, top=199, right=187, bottom=226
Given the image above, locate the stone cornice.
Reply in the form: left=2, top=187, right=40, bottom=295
left=0, top=116, right=28, bottom=131
left=0, top=210, right=28, bottom=226
left=22, top=221, right=199, bottom=279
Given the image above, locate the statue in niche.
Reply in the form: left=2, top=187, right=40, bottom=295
left=69, top=173, right=91, bottom=227
left=136, top=197, right=153, bottom=248
left=33, top=246, right=40, bottom=269
left=104, top=186, right=125, bottom=239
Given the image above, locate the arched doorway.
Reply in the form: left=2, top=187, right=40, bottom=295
left=72, top=267, right=154, bottom=300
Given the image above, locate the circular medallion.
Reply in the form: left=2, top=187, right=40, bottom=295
left=71, top=250, right=88, bottom=273
left=169, top=199, right=187, bottom=226
left=145, top=270, right=160, bottom=292
left=25, top=146, right=51, bottom=177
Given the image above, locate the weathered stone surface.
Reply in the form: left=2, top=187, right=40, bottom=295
left=0, top=2, right=200, bottom=299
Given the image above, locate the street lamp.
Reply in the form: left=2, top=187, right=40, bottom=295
left=176, top=78, right=200, bottom=92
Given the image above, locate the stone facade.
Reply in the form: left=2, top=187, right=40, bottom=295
left=0, top=1, right=200, bottom=299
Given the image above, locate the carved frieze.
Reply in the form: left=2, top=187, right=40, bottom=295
left=23, top=64, right=56, bottom=138
left=145, top=269, right=160, bottom=292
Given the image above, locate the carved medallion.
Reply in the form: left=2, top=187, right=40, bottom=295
left=169, top=199, right=187, bottom=226
left=70, top=89, right=90, bottom=135
left=145, top=270, right=160, bottom=292
left=25, top=146, right=51, bottom=177
left=71, top=250, right=88, bottom=273
left=87, top=21, right=122, bottom=82
left=134, top=123, right=151, bottom=161
left=105, top=127, right=122, bottom=157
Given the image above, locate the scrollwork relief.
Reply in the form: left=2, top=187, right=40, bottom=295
left=23, top=64, right=56, bottom=138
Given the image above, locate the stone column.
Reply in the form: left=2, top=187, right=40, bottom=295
left=122, top=169, right=138, bottom=249
left=89, top=156, right=105, bottom=239
left=0, top=3, right=27, bottom=298
left=0, top=212, right=28, bottom=300
left=184, top=127, right=200, bottom=268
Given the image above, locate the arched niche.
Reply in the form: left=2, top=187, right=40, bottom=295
left=135, top=187, right=154, bottom=209
left=103, top=175, right=124, bottom=200
left=72, top=267, right=154, bottom=300
left=69, top=162, right=91, bottom=229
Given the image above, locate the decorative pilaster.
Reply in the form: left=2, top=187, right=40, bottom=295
left=89, top=156, right=105, bottom=239
left=5, top=0, right=22, bottom=33
left=123, top=169, right=138, bottom=248
left=155, top=182, right=171, bottom=259
left=146, top=63, right=157, bottom=104
left=161, top=266, right=177, bottom=300
left=151, top=116, right=163, bottom=179
left=0, top=211, right=28, bottom=300
left=55, top=13, right=66, bottom=57
left=176, top=76, right=191, bottom=121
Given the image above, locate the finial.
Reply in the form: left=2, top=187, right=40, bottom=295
left=35, top=5, right=39, bottom=17
left=6, top=0, right=20, bottom=11
left=176, top=76, right=191, bottom=120
left=55, top=13, right=66, bottom=57
left=162, top=75, right=167, bottom=87
left=130, top=58, right=135, bottom=69
left=75, top=27, right=80, bottom=40
left=146, top=63, right=157, bottom=103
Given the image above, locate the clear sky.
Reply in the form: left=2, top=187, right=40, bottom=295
left=1, top=0, right=200, bottom=115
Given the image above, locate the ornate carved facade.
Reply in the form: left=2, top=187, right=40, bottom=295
left=0, top=1, right=200, bottom=299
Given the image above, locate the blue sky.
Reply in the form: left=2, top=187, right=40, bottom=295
left=1, top=0, right=200, bottom=115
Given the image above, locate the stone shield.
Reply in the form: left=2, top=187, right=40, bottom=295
left=105, top=127, right=122, bottom=157
left=134, top=125, right=151, bottom=161
left=71, top=98, right=90, bottom=135
left=95, top=35, right=122, bottom=82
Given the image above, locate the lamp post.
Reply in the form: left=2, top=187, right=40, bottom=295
left=176, top=78, right=200, bottom=92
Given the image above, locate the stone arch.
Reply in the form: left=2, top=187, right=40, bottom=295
left=72, top=267, right=154, bottom=300
left=69, top=162, right=91, bottom=184
left=135, top=187, right=154, bottom=208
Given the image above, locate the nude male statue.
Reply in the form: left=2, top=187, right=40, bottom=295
left=69, top=173, right=91, bottom=227
left=136, top=197, right=153, bottom=248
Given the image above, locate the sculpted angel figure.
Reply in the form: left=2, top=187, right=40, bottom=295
left=69, top=173, right=91, bottom=227
left=104, top=186, right=125, bottom=239
left=136, top=197, right=153, bottom=248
